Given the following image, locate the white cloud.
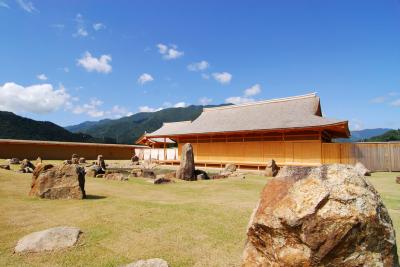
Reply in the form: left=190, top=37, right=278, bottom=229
left=349, top=118, right=364, bottom=131
left=0, top=1, right=9, bottom=8
left=173, top=102, right=187, bottom=108
left=225, top=96, right=254, bottom=105
left=77, top=51, right=112, bottom=74
left=138, top=101, right=187, bottom=112
left=244, top=84, right=261, bottom=97
left=76, top=27, right=88, bottom=37
left=157, top=44, right=168, bottom=54
left=212, top=72, right=232, bottom=84
left=390, top=99, right=400, bottom=107
left=187, top=60, right=209, bottom=71
left=199, top=97, right=212, bottom=105
left=72, top=98, right=131, bottom=118
left=370, top=96, right=386, bottom=104
left=138, top=106, right=161, bottom=112
left=225, top=84, right=262, bottom=104
left=73, top=13, right=88, bottom=37
left=156, top=43, right=184, bottom=60
left=16, top=0, right=38, bottom=13
left=36, top=73, right=48, bottom=81
left=93, top=23, right=105, bottom=31
left=201, top=73, right=210, bottom=80
left=0, top=82, right=70, bottom=114
left=137, top=73, right=154, bottom=85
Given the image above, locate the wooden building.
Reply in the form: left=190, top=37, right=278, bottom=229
left=137, top=93, right=350, bottom=169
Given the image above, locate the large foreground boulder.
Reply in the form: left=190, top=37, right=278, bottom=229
left=176, top=143, right=195, bottom=181
left=123, top=258, right=169, bottom=267
left=29, top=164, right=86, bottom=199
left=15, top=226, right=81, bottom=253
left=242, top=164, right=398, bottom=266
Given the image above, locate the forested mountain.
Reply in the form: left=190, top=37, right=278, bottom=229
left=66, top=105, right=209, bottom=144
left=0, top=111, right=98, bottom=142
left=365, top=129, right=400, bottom=142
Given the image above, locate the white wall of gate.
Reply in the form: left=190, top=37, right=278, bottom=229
left=135, top=148, right=178, bottom=161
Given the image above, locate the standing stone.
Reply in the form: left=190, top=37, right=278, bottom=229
left=15, top=226, right=81, bottom=253
left=131, top=155, right=139, bottom=165
left=224, top=163, right=237, bottom=173
left=264, top=159, right=279, bottom=177
left=176, top=143, right=196, bottom=181
left=242, top=164, right=399, bottom=267
left=97, top=155, right=106, bottom=170
left=35, top=157, right=42, bottom=167
left=29, top=164, right=86, bottom=199
left=71, top=154, right=79, bottom=164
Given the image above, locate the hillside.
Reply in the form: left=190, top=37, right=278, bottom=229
left=336, top=128, right=392, bottom=142
left=366, top=129, right=400, bottom=142
left=66, top=105, right=208, bottom=144
left=0, top=111, right=97, bottom=142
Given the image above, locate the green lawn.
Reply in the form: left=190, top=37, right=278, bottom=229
left=0, top=160, right=399, bottom=267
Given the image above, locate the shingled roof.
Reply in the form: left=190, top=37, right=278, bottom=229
left=146, top=93, right=349, bottom=138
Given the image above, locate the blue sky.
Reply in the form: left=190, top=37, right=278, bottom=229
left=0, top=0, right=399, bottom=129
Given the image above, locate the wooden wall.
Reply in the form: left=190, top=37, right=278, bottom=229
left=0, top=139, right=140, bottom=160
left=178, top=140, right=322, bottom=166
left=178, top=141, right=400, bottom=171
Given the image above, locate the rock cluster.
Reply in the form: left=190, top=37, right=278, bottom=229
left=15, top=226, right=81, bottom=253
left=105, top=172, right=128, bottom=181
left=212, top=163, right=244, bottom=179
left=29, top=164, right=86, bottom=199
left=8, top=158, right=20, bottom=164
left=20, top=159, right=35, bottom=173
left=242, top=164, right=398, bottom=266
left=0, top=164, right=10, bottom=170
left=123, top=258, right=169, bottom=267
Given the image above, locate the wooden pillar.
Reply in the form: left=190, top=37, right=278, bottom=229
left=163, top=137, right=167, bottom=161
left=319, top=131, right=323, bottom=164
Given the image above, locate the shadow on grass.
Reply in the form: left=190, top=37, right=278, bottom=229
left=85, top=194, right=107, bottom=200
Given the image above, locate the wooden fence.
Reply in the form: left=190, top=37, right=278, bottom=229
left=322, top=142, right=400, bottom=171
left=0, top=139, right=145, bottom=160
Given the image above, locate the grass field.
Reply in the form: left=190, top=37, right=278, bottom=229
left=0, top=160, right=399, bottom=267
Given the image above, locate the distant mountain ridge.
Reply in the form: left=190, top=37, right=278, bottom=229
left=0, top=108, right=395, bottom=145
left=0, top=111, right=98, bottom=142
left=349, top=128, right=392, bottom=141
left=66, top=105, right=211, bottom=144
